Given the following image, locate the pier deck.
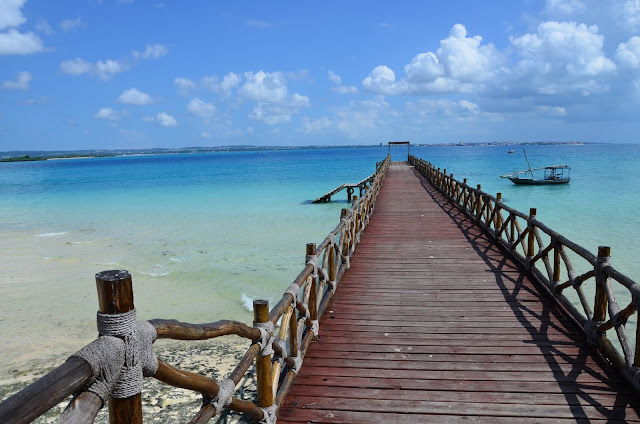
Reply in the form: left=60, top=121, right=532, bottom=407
left=279, top=162, right=640, bottom=423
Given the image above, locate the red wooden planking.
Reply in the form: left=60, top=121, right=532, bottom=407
left=278, top=162, right=640, bottom=423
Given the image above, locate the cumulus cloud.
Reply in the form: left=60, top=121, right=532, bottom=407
left=60, top=43, right=166, bottom=80
left=155, top=112, right=177, bottom=127
left=328, top=70, right=357, bottom=94
left=203, top=72, right=241, bottom=96
left=617, top=36, right=640, bottom=69
left=508, top=21, right=616, bottom=95
left=239, top=71, right=288, bottom=102
left=238, top=71, right=310, bottom=124
left=60, top=58, right=129, bottom=80
left=0, top=0, right=27, bottom=30
left=546, top=0, right=587, bottom=16
left=187, top=98, right=216, bottom=118
left=2, top=70, right=31, bottom=89
left=0, top=0, right=44, bottom=55
left=133, top=43, right=168, bottom=59
left=363, top=24, right=500, bottom=95
left=118, top=87, right=155, bottom=105
left=0, top=28, right=44, bottom=55
left=174, top=77, right=196, bottom=95
left=60, top=17, right=85, bottom=32
left=332, top=96, right=397, bottom=139
left=94, top=107, right=122, bottom=120
left=300, top=116, right=333, bottom=134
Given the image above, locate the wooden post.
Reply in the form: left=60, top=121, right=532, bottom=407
left=553, top=239, right=561, bottom=286
left=593, top=246, right=610, bottom=324
left=347, top=187, right=354, bottom=202
left=95, top=270, right=142, bottom=424
left=527, top=208, right=537, bottom=265
left=307, top=243, right=318, bottom=342
left=253, top=300, right=273, bottom=407
left=476, top=185, right=482, bottom=217
left=495, top=193, right=502, bottom=230
left=328, top=241, right=336, bottom=283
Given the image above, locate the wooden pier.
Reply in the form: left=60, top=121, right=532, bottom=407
left=2, top=152, right=640, bottom=424
left=279, top=162, right=640, bottom=423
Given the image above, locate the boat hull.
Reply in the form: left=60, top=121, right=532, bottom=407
left=508, top=177, right=570, bottom=185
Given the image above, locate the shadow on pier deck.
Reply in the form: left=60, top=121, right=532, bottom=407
left=279, top=162, right=640, bottom=423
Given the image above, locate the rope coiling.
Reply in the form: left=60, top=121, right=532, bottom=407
left=72, top=309, right=158, bottom=402
left=259, top=404, right=278, bottom=424
left=211, top=378, right=236, bottom=411
left=255, top=320, right=275, bottom=356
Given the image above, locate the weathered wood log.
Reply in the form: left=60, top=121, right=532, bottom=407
left=593, top=247, right=610, bottom=323
left=254, top=300, right=273, bottom=407
left=307, top=244, right=319, bottom=343
left=95, top=270, right=142, bottom=424
left=58, top=391, right=102, bottom=424
left=0, top=357, right=92, bottom=424
left=153, top=360, right=262, bottom=419
left=150, top=319, right=260, bottom=340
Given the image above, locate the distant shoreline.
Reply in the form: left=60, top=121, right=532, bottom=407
left=0, top=141, right=585, bottom=162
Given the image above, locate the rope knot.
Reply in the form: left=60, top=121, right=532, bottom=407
left=285, top=283, right=300, bottom=307
left=211, top=378, right=236, bottom=411
left=306, top=254, right=319, bottom=280
left=259, top=404, right=278, bottom=424
left=255, top=321, right=275, bottom=357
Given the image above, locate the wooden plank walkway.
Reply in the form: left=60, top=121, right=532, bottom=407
left=278, top=162, right=640, bottom=423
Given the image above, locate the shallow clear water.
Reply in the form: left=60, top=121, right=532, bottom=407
left=0, top=144, right=638, bottom=383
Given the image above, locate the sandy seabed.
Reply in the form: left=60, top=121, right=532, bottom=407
left=0, top=338, right=258, bottom=424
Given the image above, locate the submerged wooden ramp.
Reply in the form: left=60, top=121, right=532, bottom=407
left=279, top=162, right=640, bottom=423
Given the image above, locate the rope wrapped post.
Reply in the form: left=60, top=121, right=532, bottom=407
left=253, top=300, right=274, bottom=408
left=95, top=270, right=142, bottom=424
left=307, top=243, right=319, bottom=342
left=527, top=208, right=537, bottom=267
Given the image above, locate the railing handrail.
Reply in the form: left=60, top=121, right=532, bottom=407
left=0, top=155, right=392, bottom=424
left=408, top=154, right=640, bottom=392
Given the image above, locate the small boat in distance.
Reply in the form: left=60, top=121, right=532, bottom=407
left=507, top=149, right=516, bottom=154
left=500, top=148, right=570, bottom=185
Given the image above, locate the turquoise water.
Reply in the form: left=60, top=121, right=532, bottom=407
left=0, top=144, right=638, bottom=382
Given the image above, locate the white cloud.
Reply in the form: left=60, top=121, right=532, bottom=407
left=174, top=77, right=196, bottom=95
left=546, top=0, right=587, bottom=15
left=118, top=87, right=155, bottom=105
left=203, top=72, right=242, bottom=96
left=328, top=70, right=357, bottom=94
left=187, top=98, right=216, bottom=118
left=249, top=103, right=294, bottom=125
left=2, top=70, right=31, bottom=89
left=617, top=36, right=640, bottom=70
left=0, top=29, right=44, bottom=55
left=332, top=96, right=397, bottom=139
left=300, top=116, right=333, bottom=134
left=35, top=19, right=54, bottom=36
left=156, top=112, right=177, bottom=127
left=0, top=0, right=26, bottom=30
left=509, top=21, right=616, bottom=95
left=60, top=58, right=93, bottom=75
left=363, top=24, right=500, bottom=95
left=60, top=17, right=85, bottom=32
left=200, top=131, right=212, bottom=138
left=133, top=44, right=168, bottom=59
left=94, top=107, right=122, bottom=120
left=239, top=71, right=288, bottom=102
left=363, top=65, right=405, bottom=95
left=60, top=58, right=129, bottom=80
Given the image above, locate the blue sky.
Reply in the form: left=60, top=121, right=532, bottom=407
left=2, top=0, right=640, bottom=150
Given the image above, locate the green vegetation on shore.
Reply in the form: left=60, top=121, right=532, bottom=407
left=1, top=155, right=47, bottom=162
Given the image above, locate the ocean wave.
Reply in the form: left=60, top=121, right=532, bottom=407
left=241, top=293, right=254, bottom=312
left=140, top=264, right=170, bottom=277
left=71, top=240, right=96, bottom=245
left=35, top=232, right=68, bottom=237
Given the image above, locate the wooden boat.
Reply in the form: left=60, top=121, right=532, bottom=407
left=507, top=149, right=516, bottom=153
left=500, top=149, right=570, bottom=185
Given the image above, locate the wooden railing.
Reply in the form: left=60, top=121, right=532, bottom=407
left=409, top=154, right=640, bottom=391
left=0, top=155, right=391, bottom=424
